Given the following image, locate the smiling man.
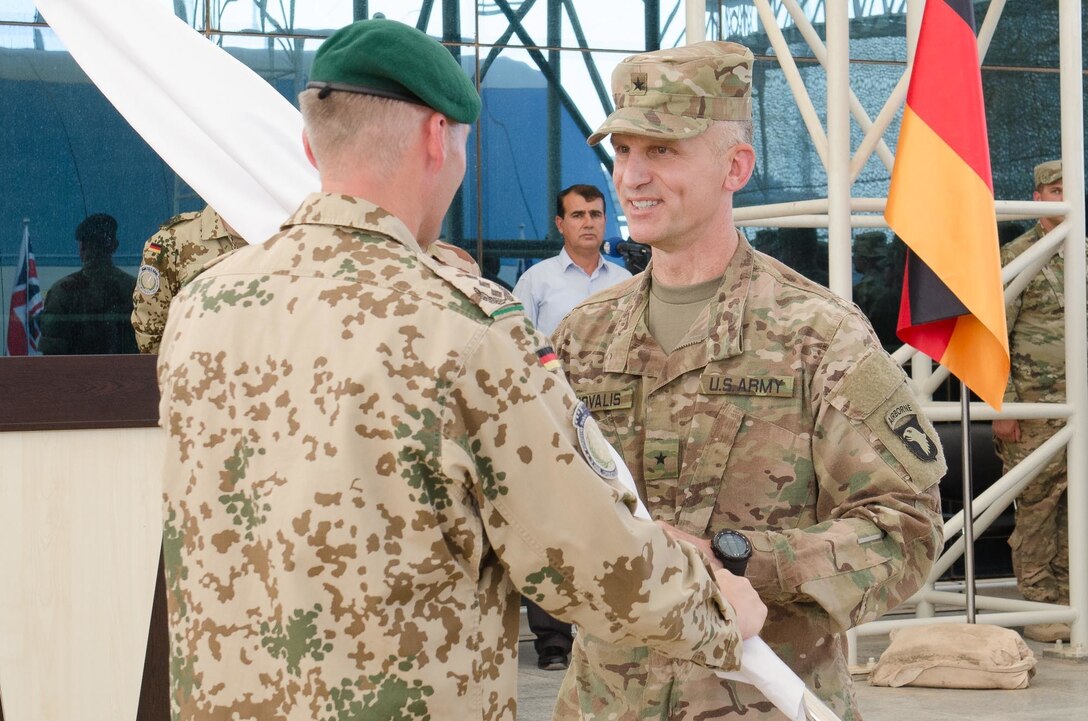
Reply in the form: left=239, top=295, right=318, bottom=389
left=512, top=184, right=632, bottom=338
left=551, top=41, right=945, bottom=720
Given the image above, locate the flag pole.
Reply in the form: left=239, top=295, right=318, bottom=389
left=960, top=379, right=977, bottom=622
left=21, top=219, right=30, bottom=354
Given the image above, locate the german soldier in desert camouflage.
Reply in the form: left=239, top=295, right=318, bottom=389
left=131, top=205, right=246, bottom=352
left=550, top=41, right=945, bottom=720
left=157, top=19, right=765, bottom=721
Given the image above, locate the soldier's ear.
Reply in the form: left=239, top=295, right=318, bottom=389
left=302, top=131, right=318, bottom=170
left=422, top=111, right=451, bottom=170
left=723, top=143, right=755, bottom=193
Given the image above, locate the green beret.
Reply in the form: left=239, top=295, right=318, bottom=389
left=308, top=18, right=480, bottom=124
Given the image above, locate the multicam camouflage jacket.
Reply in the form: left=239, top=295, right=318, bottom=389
left=157, top=193, right=744, bottom=721
left=132, top=205, right=246, bottom=353
left=1000, top=222, right=1088, bottom=404
left=551, top=238, right=945, bottom=721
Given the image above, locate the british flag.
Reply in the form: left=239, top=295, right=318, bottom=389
left=6, top=221, right=44, bottom=356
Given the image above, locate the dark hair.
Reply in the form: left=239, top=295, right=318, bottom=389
left=75, top=213, right=118, bottom=249
left=556, top=184, right=604, bottom=217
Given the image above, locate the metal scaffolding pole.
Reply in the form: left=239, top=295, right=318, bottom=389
left=684, top=0, right=704, bottom=43
left=443, top=0, right=465, bottom=245
left=825, top=1, right=851, bottom=298
left=646, top=0, right=661, bottom=51
left=1058, top=0, right=1087, bottom=654
left=546, top=0, right=561, bottom=242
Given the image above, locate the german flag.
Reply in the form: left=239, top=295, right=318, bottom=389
left=885, top=0, right=1008, bottom=409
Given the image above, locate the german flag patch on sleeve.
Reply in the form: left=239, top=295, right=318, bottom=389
left=536, top=345, right=561, bottom=372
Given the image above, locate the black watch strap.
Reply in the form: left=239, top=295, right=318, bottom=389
left=711, top=529, right=752, bottom=576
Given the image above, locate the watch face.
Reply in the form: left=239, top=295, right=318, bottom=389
left=717, top=533, right=749, bottom=558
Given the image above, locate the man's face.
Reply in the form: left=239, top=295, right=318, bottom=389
left=556, top=194, right=605, bottom=256
left=1033, top=180, right=1064, bottom=227
left=78, top=239, right=112, bottom=266
left=610, top=132, right=730, bottom=252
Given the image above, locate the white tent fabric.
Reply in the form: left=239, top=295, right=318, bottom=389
left=33, top=2, right=831, bottom=719
left=35, top=0, right=318, bottom=245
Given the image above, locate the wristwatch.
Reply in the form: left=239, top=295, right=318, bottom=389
left=710, top=529, right=752, bottom=576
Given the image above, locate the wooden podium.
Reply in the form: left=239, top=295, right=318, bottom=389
left=0, top=355, right=169, bottom=721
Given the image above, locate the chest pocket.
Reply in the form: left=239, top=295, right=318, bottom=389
left=690, top=366, right=812, bottom=535
left=674, top=402, right=744, bottom=533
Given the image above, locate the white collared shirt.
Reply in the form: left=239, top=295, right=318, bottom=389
left=512, top=248, right=632, bottom=337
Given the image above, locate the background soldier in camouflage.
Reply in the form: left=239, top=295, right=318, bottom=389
left=852, top=230, right=899, bottom=350
left=157, top=19, right=766, bottom=721
left=551, top=41, right=945, bottom=721
left=131, top=205, right=246, bottom=352
left=993, top=159, right=1082, bottom=643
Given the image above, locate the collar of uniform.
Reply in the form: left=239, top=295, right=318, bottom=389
left=599, top=237, right=751, bottom=371
left=701, top=233, right=751, bottom=361
left=280, top=192, right=422, bottom=255
left=197, top=205, right=229, bottom=241
left=602, top=269, right=651, bottom=373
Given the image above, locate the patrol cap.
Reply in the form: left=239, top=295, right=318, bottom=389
left=307, top=18, right=481, bottom=124
left=1034, top=159, right=1062, bottom=187
left=854, top=231, right=887, bottom=259
left=588, top=41, right=753, bottom=146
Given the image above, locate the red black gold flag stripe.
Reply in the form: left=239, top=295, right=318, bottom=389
left=536, top=345, right=561, bottom=372
left=885, top=0, right=1009, bottom=409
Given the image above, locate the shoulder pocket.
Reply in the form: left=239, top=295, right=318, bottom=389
left=828, top=350, right=945, bottom=492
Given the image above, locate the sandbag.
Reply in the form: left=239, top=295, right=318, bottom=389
left=868, top=623, right=1036, bottom=690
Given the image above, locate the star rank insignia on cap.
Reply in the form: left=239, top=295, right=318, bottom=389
left=631, top=72, right=648, bottom=93
left=886, top=403, right=939, bottom=462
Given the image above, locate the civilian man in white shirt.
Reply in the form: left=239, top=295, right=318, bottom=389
left=512, top=183, right=633, bottom=670
left=513, top=184, right=633, bottom=337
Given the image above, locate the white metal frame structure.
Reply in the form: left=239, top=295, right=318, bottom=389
left=687, top=0, right=1087, bottom=655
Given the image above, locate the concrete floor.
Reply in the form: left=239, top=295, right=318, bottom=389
left=515, top=616, right=1088, bottom=721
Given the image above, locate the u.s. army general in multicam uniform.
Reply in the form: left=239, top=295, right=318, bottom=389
left=993, top=159, right=1084, bottom=643
left=131, top=205, right=246, bottom=353
left=156, top=19, right=768, bottom=721
left=549, top=41, right=946, bottom=721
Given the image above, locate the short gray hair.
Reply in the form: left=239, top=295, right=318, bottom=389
left=299, top=89, right=431, bottom=176
left=707, top=119, right=753, bottom=155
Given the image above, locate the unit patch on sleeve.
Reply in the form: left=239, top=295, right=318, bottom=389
left=573, top=402, right=618, bottom=480
left=136, top=264, right=161, bottom=296
left=885, top=403, right=939, bottom=462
